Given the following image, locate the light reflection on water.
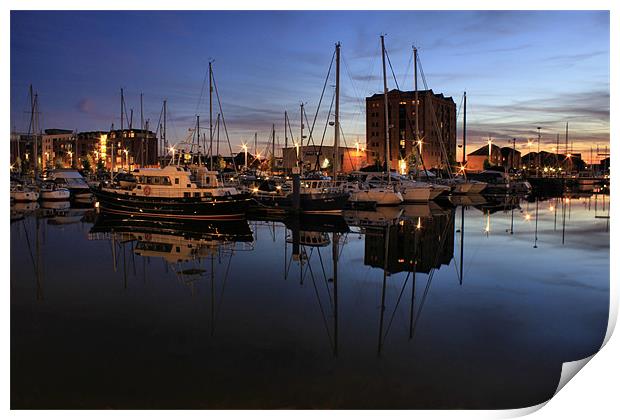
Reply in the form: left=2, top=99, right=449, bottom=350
left=10, top=193, right=609, bottom=409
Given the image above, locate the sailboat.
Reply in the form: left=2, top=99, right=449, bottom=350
left=251, top=43, right=350, bottom=213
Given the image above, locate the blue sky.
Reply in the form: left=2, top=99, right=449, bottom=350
left=10, top=10, right=610, bottom=161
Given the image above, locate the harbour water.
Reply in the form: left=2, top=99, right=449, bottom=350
left=10, top=193, right=609, bottom=409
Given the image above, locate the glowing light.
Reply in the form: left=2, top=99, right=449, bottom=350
left=398, top=159, right=407, bottom=175
left=416, top=217, right=422, bottom=230
left=549, top=206, right=554, bottom=211
left=321, top=158, right=330, bottom=169
left=525, top=214, right=531, bottom=221
left=251, top=187, right=259, bottom=193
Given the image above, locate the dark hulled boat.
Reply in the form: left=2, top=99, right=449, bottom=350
left=251, top=179, right=350, bottom=214
left=92, top=165, right=252, bottom=220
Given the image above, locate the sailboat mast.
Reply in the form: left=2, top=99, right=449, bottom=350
left=272, top=123, right=276, bottom=172
left=300, top=103, right=304, bottom=176
left=163, top=99, right=167, bottom=152
left=380, top=35, right=391, bottom=180
left=414, top=46, right=419, bottom=144
left=334, top=42, right=341, bottom=179
left=209, top=61, right=214, bottom=169
left=116, top=88, right=122, bottom=175
left=565, top=122, right=568, bottom=155
left=140, top=93, right=144, bottom=166
left=30, top=85, right=39, bottom=180
left=284, top=111, right=288, bottom=150
left=462, top=91, right=467, bottom=166
left=196, top=115, right=200, bottom=161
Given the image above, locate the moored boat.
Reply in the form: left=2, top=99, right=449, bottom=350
left=92, top=165, right=252, bottom=220
left=46, top=169, right=92, bottom=199
left=39, top=182, right=71, bottom=201
left=10, top=184, right=39, bottom=202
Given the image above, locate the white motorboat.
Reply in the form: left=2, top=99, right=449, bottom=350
left=39, top=182, right=71, bottom=201
left=46, top=169, right=92, bottom=199
left=344, top=172, right=403, bottom=206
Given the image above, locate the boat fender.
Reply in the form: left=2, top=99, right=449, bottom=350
left=144, top=186, right=151, bottom=196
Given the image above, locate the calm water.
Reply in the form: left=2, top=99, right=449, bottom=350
left=11, top=193, right=610, bottom=409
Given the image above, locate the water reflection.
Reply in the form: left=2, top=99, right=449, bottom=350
left=10, top=192, right=610, bottom=409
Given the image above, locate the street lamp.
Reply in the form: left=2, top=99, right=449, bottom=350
left=68, top=151, right=73, bottom=167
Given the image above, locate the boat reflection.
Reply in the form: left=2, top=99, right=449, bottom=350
left=90, top=216, right=254, bottom=264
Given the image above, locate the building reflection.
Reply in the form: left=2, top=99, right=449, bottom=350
left=362, top=206, right=455, bottom=275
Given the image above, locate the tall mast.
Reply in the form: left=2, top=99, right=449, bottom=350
left=272, top=123, right=276, bottom=172
left=197, top=115, right=200, bottom=159
left=565, top=122, right=569, bottom=155
left=29, top=85, right=38, bottom=180
left=163, top=99, right=167, bottom=152
left=254, top=132, right=257, bottom=158
left=300, top=103, right=304, bottom=176
left=414, top=46, right=419, bottom=144
left=334, top=42, right=341, bottom=179
left=380, top=35, right=391, bottom=181
left=536, top=127, right=541, bottom=177
left=284, top=111, right=288, bottom=150
left=462, top=91, right=466, bottom=166
left=556, top=133, right=560, bottom=169
left=209, top=61, right=214, bottom=169
left=140, top=92, right=144, bottom=166
left=116, top=88, right=123, bottom=174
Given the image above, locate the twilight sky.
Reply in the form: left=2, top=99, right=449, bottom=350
left=10, top=10, right=610, bottom=162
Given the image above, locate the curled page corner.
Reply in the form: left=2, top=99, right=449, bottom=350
left=554, top=355, right=595, bottom=396
left=496, top=354, right=599, bottom=418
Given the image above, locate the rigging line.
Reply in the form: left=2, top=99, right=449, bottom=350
left=339, top=124, right=357, bottom=173
left=306, top=49, right=336, bottom=149
left=21, top=220, right=37, bottom=276
left=456, top=92, right=464, bottom=121
left=313, top=88, right=336, bottom=171
left=385, top=47, right=401, bottom=91
left=315, top=247, right=333, bottom=309
left=401, top=48, right=413, bottom=91
left=382, top=271, right=412, bottom=342
left=308, top=252, right=335, bottom=351
left=341, top=52, right=366, bottom=119
left=153, top=102, right=164, bottom=138
left=211, top=70, right=238, bottom=174
left=215, top=249, right=234, bottom=326
left=195, top=64, right=209, bottom=115
left=301, top=247, right=315, bottom=284
left=411, top=211, right=454, bottom=339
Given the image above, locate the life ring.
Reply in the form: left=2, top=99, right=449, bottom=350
left=144, top=186, right=151, bottom=196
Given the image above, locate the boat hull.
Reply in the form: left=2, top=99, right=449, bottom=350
left=349, top=190, right=403, bottom=206
left=41, top=190, right=71, bottom=201
left=93, top=188, right=252, bottom=220
left=253, top=192, right=350, bottom=214
left=11, top=191, right=39, bottom=202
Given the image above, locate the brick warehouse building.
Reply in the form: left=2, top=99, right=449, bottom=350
left=366, top=89, right=456, bottom=172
